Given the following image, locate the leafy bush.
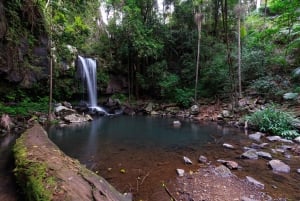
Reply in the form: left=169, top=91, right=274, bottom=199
left=0, top=97, right=48, bottom=116
left=174, top=88, right=193, bottom=108
left=250, top=75, right=290, bottom=98
left=111, top=93, right=127, bottom=103
left=159, top=73, right=179, bottom=98
left=246, top=106, right=299, bottom=139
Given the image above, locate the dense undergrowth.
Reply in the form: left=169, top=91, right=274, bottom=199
left=0, top=97, right=48, bottom=116
left=247, top=105, right=300, bottom=139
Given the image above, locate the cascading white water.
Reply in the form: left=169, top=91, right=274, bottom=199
left=78, top=55, right=107, bottom=114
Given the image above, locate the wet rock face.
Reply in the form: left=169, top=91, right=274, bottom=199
left=0, top=1, right=49, bottom=88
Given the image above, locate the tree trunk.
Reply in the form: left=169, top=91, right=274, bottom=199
left=213, top=0, right=220, bottom=36
left=264, top=0, right=268, bottom=23
left=194, top=12, right=203, bottom=102
left=48, top=1, right=53, bottom=121
left=237, top=0, right=242, bottom=98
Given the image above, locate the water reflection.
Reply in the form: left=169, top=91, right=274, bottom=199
left=48, top=116, right=217, bottom=161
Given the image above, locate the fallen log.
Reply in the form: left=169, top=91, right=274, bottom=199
left=13, top=123, right=131, bottom=201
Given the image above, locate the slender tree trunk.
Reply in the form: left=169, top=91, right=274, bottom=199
left=222, top=0, right=237, bottom=107
left=47, top=0, right=53, bottom=121
left=194, top=11, right=203, bottom=102
left=127, top=45, right=131, bottom=102
left=213, top=0, right=220, bottom=36
left=237, top=0, right=242, bottom=98
left=264, top=0, right=268, bottom=23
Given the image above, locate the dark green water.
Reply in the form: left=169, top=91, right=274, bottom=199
left=48, top=116, right=216, bottom=161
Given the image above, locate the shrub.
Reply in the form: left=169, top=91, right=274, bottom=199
left=174, top=88, right=193, bottom=108
left=0, top=97, right=48, bottom=116
left=250, top=75, right=291, bottom=98
left=246, top=106, right=299, bottom=139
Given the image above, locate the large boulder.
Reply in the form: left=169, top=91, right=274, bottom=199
left=145, top=102, right=154, bottom=113
left=190, top=104, right=200, bottom=115
left=64, top=114, right=93, bottom=123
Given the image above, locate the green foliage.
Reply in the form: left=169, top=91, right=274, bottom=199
left=242, top=48, right=266, bottom=84
left=250, top=75, right=290, bottom=98
left=111, top=93, right=127, bottom=103
left=294, top=86, right=300, bottom=93
left=0, top=97, right=48, bottom=116
left=174, top=88, right=193, bottom=108
left=246, top=106, right=299, bottom=139
left=159, top=73, right=179, bottom=98
left=200, top=42, right=230, bottom=97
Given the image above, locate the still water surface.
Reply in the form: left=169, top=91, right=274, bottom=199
left=47, top=116, right=300, bottom=201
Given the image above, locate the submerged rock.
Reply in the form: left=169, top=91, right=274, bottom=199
left=256, top=151, right=272, bottom=160
left=198, top=155, right=207, bottom=163
left=249, top=132, right=265, bottom=142
left=241, top=149, right=258, bottom=160
left=173, top=120, right=181, bottom=127
left=246, top=176, right=264, bottom=189
left=268, top=159, right=290, bottom=173
left=183, top=156, right=193, bottom=164
left=223, top=143, right=235, bottom=149
left=176, top=169, right=185, bottom=177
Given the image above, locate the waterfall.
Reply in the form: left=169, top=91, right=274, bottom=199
left=256, top=0, right=261, bottom=11
left=78, top=56, right=107, bottom=114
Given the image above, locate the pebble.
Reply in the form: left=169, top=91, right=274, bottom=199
left=183, top=156, right=193, bottom=164
left=246, top=176, right=264, bottom=189
left=223, top=143, right=235, bottom=149
left=199, top=155, right=207, bottom=163
left=176, top=169, right=185, bottom=177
